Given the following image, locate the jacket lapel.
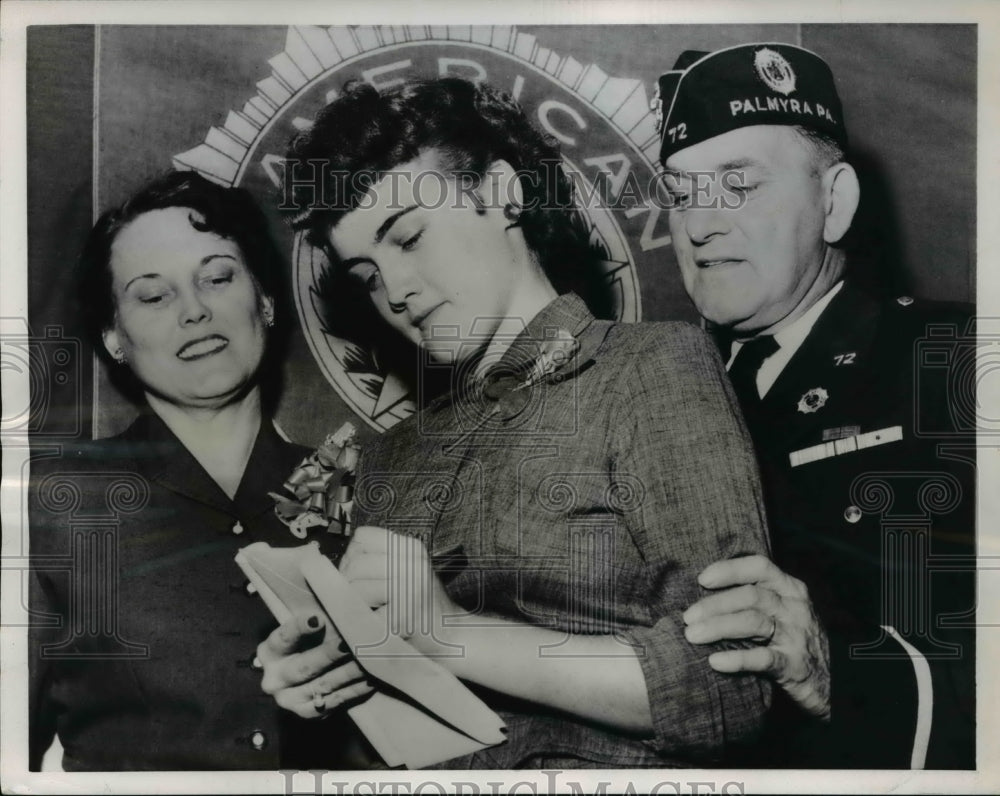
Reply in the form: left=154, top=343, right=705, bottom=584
left=758, top=284, right=883, bottom=451
left=123, top=412, right=235, bottom=516
left=232, top=421, right=305, bottom=519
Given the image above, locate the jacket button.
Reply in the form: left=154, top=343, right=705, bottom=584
left=844, top=505, right=862, bottom=524
left=232, top=520, right=245, bottom=535
left=250, top=730, right=267, bottom=751
left=245, top=580, right=258, bottom=595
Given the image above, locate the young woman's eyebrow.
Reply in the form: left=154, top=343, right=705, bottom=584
left=123, top=273, right=161, bottom=291
left=199, top=253, right=237, bottom=266
left=374, top=204, right=419, bottom=244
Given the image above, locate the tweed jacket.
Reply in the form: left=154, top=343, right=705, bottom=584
left=353, top=293, right=772, bottom=768
left=28, top=412, right=362, bottom=771
left=723, top=282, right=976, bottom=768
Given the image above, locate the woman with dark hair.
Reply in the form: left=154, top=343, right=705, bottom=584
left=301, top=78, right=613, bottom=399
left=29, top=171, right=368, bottom=770
left=76, top=169, right=293, bottom=409
left=258, top=78, right=772, bottom=768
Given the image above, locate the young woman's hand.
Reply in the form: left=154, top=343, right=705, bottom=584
left=338, top=525, right=463, bottom=657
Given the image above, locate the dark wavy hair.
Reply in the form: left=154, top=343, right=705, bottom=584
left=76, top=170, right=291, bottom=405
left=283, top=78, right=610, bottom=358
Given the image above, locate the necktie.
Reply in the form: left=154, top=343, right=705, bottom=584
left=728, top=335, right=779, bottom=405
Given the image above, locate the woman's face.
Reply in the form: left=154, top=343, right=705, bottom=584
left=326, top=151, right=533, bottom=365
left=102, top=207, right=273, bottom=409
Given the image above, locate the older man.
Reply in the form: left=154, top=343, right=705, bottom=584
left=654, top=44, right=975, bottom=768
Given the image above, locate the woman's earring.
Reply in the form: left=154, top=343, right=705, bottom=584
left=503, top=203, right=523, bottom=229
left=264, top=308, right=275, bottom=328
left=113, top=349, right=127, bottom=365
left=470, top=191, right=487, bottom=216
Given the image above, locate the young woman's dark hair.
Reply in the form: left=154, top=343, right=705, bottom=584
left=75, top=170, right=291, bottom=406
left=283, top=78, right=611, bottom=365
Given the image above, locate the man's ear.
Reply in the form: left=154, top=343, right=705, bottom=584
left=102, top=326, right=122, bottom=361
left=821, top=162, right=860, bottom=244
left=479, top=159, right=525, bottom=212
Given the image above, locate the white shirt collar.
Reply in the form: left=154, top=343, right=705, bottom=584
left=771, top=280, right=845, bottom=354
left=727, top=280, right=844, bottom=398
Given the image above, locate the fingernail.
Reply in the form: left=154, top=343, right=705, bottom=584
left=307, top=615, right=321, bottom=629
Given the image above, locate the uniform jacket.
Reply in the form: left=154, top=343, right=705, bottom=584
left=725, top=282, right=976, bottom=768
left=29, top=411, right=362, bottom=771
left=353, top=293, right=773, bottom=769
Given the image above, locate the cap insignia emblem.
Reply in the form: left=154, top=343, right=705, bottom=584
left=754, top=47, right=796, bottom=96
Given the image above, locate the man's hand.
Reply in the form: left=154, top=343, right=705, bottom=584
left=683, top=554, right=831, bottom=720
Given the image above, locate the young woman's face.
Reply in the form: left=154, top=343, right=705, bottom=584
left=102, top=207, right=273, bottom=409
left=326, top=151, right=530, bottom=364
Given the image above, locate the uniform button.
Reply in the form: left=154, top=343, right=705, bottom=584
left=251, top=655, right=263, bottom=670
left=232, top=520, right=244, bottom=535
left=245, top=580, right=258, bottom=595
left=250, top=730, right=267, bottom=751
left=844, top=505, right=862, bottom=524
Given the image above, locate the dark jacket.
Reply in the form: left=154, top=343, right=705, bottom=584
left=726, top=283, right=976, bottom=768
left=29, top=412, right=362, bottom=771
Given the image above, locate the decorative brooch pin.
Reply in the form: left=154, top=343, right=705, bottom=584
left=269, top=422, right=361, bottom=539
left=520, top=330, right=581, bottom=388
left=480, top=329, right=582, bottom=419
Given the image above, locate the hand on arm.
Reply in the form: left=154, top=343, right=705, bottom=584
left=339, top=526, right=654, bottom=736
left=683, top=554, right=831, bottom=720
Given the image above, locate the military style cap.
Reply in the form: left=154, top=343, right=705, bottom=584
left=654, top=43, right=847, bottom=165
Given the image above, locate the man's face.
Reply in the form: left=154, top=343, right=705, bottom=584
left=664, top=125, right=830, bottom=334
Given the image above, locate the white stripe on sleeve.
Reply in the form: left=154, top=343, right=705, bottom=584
left=882, top=624, right=933, bottom=769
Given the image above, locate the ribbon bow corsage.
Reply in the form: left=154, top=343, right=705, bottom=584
left=268, top=422, right=361, bottom=540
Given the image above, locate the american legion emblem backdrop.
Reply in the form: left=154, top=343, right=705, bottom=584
left=25, top=24, right=976, bottom=449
